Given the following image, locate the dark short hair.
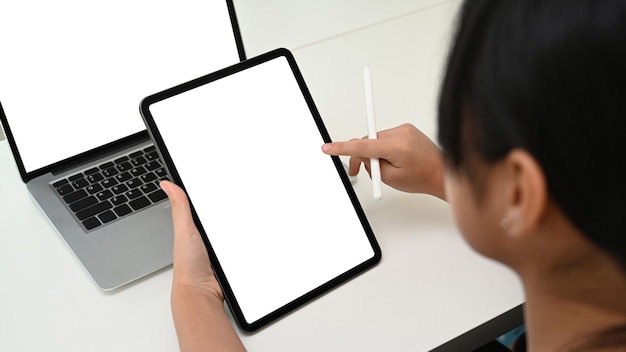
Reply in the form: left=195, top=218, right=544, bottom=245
left=437, top=0, right=626, bottom=266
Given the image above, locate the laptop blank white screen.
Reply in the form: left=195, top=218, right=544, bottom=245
left=148, top=55, right=376, bottom=324
left=0, top=0, right=241, bottom=173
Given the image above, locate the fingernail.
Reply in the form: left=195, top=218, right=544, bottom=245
left=321, top=144, right=332, bottom=153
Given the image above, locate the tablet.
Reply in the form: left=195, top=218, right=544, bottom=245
left=140, top=48, right=381, bottom=332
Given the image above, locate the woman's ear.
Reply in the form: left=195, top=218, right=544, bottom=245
left=500, top=149, right=547, bottom=238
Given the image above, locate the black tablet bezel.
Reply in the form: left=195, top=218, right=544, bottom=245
left=139, top=48, right=381, bottom=332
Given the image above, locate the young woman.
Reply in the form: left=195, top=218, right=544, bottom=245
left=162, top=0, right=626, bottom=350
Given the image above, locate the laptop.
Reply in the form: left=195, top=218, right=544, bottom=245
left=0, top=0, right=246, bottom=290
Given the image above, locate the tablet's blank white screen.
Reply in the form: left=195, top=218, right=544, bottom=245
left=149, top=56, right=375, bottom=324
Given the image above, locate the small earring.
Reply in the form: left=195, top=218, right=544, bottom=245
left=500, top=218, right=511, bottom=230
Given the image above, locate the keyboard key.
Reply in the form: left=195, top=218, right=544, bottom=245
left=101, top=178, right=118, bottom=188
left=86, top=184, right=103, bottom=194
left=145, top=151, right=158, bottom=160
left=126, top=189, right=142, bottom=200
left=68, top=173, right=84, bottom=181
left=86, top=172, right=104, bottom=183
left=98, top=210, right=117, bottom=223
left=155, top=168, right=167, bottom=178
left=126, top=178, right=143, bottom=189
left=72, top=178, right=89, bottom=189
left=115, top=172, right=132, bottom=182
left=114, top=156, right=129, bottom=164
left=131, top=156, right=147, bottom=166
left=129, top=150, right=143, bottom=159
left=140, top=183, right=157, bottom=194
left=84, top=167, right=99, bottom=175
left=130, top=166, right=147, bottom=177
left=145, top=161, right=161, bottom=171
left=148, top=189, right=167, bottom=203
left=141, top=172, right=157, bottom=183
left=111, top=195, right=128, bottom=205
left=144, top=145, right=155, bottom=152
left=96, top=190, right=113, bottom=201
left=111, top=184, right=129, bottom=195
left=114, top=204, right=132, bottom=217
left=102, top=167, right=119, bottom=177
left=63, top=189, right=88, bottom=204
left=69, top=195, right=98, bottom=212
left=56, top=184, right=74, bottom=196
left=116, top=161, right=132, bottom=172
left=52, top=179, right=69, bottom=187
left=82, top=217, right=101, bottom=230
left=99, top=161, right=114, bottom=170
left=129, top=196, right=150, bottom=210
left=76, top=200, right=112, bottom=220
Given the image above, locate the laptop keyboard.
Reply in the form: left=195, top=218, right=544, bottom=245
left=51, top=145, right=170, bottom=231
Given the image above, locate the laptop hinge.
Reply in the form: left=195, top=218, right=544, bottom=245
left=50, top=131, right=151, bottom=176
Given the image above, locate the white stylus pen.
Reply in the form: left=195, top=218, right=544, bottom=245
left=364, top=64, right=382, bottom=200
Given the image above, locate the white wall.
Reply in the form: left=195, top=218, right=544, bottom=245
left=234, top=0, right=455, bottom=56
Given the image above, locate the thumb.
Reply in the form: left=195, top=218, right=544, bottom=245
left=160, top=180, right=196, bottom=235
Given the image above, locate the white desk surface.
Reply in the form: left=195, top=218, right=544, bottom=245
left=0, top=1, right=524, bottom=351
